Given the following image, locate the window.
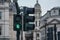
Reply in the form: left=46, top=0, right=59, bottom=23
left=0, top=12, right=2, bottom=19
left=51, top=10, right=57, bottom=16
left=0, top=0, right=4, bottom=3
left=39, top=21, right=40, bottom=26
left=37, top=39, right=40, bottom=40
left=0, top=0, right=2, bottom=3
left=54, top=10, right=56, bottom=13
left=36, top=33, right=39, bottom=37
left=36, top=21, right=37, bottom=26
left=0, top=26, right=2, bottom=35
left=58, top=32, right=60, bottom=40
left=59, top=10, right=60, bottom=15
left=47, top=27, right=53, bottom=40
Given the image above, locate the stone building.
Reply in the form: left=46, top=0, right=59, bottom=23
left=33, top=0, right=41, bottom=40
left=0, top=0, right=17, bottom=40
left=0, top=0, right=11, bottom=40
left=40, top=7, right=60, bottom=40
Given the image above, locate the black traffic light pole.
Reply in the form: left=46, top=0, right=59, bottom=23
left=16, top=31, right=20, bottom=40
left=13, top=0, right=21, bottom=40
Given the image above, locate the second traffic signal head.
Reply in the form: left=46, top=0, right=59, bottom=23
left=24, top=15, right=35, bottom=31
left=23, top=8, right=35, bottom=31
left=25, top=16, right=35, bottom=22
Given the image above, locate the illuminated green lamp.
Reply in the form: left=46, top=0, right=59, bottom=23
left=16, top=24, right=20, bottom=29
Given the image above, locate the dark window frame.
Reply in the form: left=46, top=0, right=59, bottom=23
left=39, top=21, right=40, bottom=26
left=47, top=27, right=53, bottom=40
left=0, top=12, right=2, bottom=19
left=59, top=9, right=60, bottom=15
left=58, top=32, right=60, bottom=40
left=36, top=33, right=39, bottom=37
left=36, top=21, right=37, bottom=26
left=0, top=26, right=2, bottom=35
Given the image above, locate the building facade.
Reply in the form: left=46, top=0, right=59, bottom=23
left=40, top=7, right=60, bottom=40
left=0, top=0, right=17, bottom=40
left=0, top=0, right=11, bottom=40
left=33, top=0, right=41, bottom=40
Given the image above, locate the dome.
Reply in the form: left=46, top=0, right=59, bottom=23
left=35, top=3, right=40, bottom=7
left=34, top=0, right=41, bottom=8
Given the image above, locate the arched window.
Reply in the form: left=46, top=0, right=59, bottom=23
left=36, top=21, right=37, bottom=26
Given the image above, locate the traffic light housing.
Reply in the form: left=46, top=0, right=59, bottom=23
left=24, top=8, right=35, bottom=31
left=13, top=14, right=22, bottom=31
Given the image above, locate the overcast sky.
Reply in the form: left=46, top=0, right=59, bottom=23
left=18, top=0, right=60, bottom=16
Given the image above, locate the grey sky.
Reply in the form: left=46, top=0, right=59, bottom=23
left=18, top=0, right=60, bottom=16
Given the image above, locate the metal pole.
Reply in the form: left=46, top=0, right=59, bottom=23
left=21, top=12, right=24, bottom=40
left=16, top=31, right=20, bottom=40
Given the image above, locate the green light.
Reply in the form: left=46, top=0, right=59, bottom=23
left=16, top=24, right=20, bottom=29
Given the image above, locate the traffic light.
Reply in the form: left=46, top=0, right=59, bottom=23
left=13, top=14, right=22, bottom=31
left=24, top=8, right=35, bottom=31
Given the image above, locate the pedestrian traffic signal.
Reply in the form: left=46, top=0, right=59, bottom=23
left=14, top=1, right=21, bottom=40
left=13, top=14, right=22, bottom=31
